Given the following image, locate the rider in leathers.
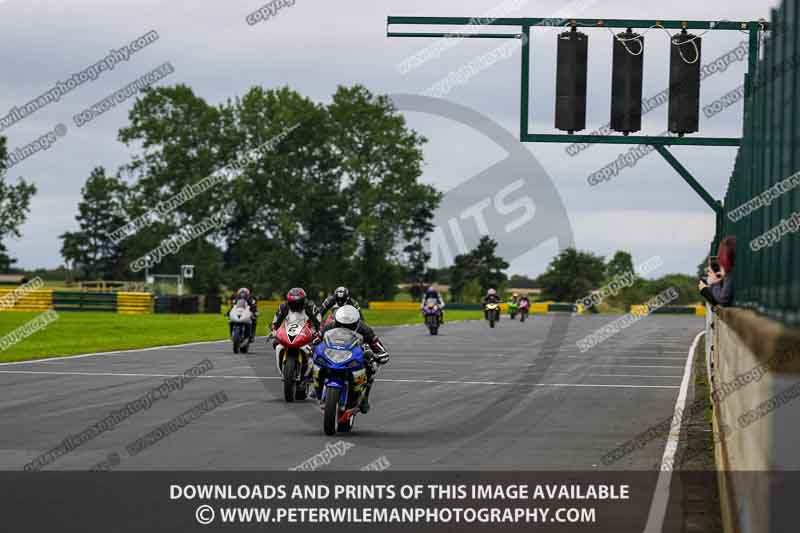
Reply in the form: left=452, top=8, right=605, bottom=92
left=319, top=286, right=361, bottom=321
left=420, top=285, right=445, bottom=323
left=229, top=287, right=258, bottom=342
left=314, top=305, right=388, bottom=413
left=270, top=287, right=321, bottom=342
left=481, top=288, right=502, bottom=319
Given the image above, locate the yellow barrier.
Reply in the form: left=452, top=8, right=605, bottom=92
left=0, top=288, right=53, bottom=312
left=630, top=305, right=649, bottom=316
left=367, top=301, right=420, bottom=311
left=530, top=303, right=549, bottom=314
left=117, top=292, right=153, bottom=314
left=256, top=300, right=284, bottom=314
left=695, top=305, right=707, bottom=316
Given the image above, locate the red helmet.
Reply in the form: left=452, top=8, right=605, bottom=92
left=286, top=287, right=307, bottom=312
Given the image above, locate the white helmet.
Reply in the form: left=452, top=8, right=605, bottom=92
left=334, top=305, right=360, bottom=331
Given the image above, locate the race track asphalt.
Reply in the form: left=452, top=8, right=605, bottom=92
left=0, top=314, right=703, bottom=472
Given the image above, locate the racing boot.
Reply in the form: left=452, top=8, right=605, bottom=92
left=360, top=383, right=373, bottom=413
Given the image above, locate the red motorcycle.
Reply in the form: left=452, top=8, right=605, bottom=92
left=274, top=311, right=315, bottom=402
left=320, top=306, right=339, bottom=330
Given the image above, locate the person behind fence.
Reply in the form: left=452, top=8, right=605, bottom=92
left=699, top=235, right=736, bottom=307
left=229, top=287, right=258, bottom=342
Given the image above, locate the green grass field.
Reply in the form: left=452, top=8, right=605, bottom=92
left=0, top=309, right=483, bottom=363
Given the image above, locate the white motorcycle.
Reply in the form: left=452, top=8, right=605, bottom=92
left=229, top=299, right=254, bottom=354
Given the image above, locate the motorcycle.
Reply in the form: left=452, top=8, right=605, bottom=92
left=422, top=298, right=442, bottom=335
left=485, top=302, right=500, bottom=328
left=518, top=298, right=530, bottom=322
left=508, top=300, right=519, bottom=320
left=313, top=328, right=370, bottom=435
left=274, top=311, right=314, bottom=402
left=229, top=299, right=254, bottom=354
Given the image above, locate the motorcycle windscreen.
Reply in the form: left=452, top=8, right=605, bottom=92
left=285, top=311, right=308, bottom=336
left=425, top=298, right=438, bottom=307
left=323, top=328, right=362, bottom=349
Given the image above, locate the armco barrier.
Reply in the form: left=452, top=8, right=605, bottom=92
left=367, top=302, right=580, bottom=314
left=0, top=288, right=53, bottom=312
left=154, top=296, right=199, bottom=314
left=117, top=292, right=153, bottom=314
left=547, top=303, right=578, bottom=313
left=709, top=308, right=800, bottom=533
left=367, top=302, right=420, bottom=312
left=53, top=291, right=116, bottom=312
left=630, top=305, right=705, bottom=316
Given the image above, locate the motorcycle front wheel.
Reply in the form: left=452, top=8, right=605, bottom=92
left=283, top=357, right=297, bottom=402
left=324, top=387, right=341, bottom=436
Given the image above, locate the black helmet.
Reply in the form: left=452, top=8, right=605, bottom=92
left=286, top=287, right=306, bottom=312
left=334, top=286, right=350, bottom=306
left=333, top=305, right=360, bottom=331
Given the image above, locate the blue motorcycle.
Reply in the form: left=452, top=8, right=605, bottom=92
left=313, top=328, right=370, bottom=435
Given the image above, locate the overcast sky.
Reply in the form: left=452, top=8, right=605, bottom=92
left=0, top=0, right=781, bottom=278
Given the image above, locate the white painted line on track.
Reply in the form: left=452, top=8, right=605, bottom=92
left=0, top=370, right=679, bottom=389
left=0, top=370, right=255, bottom=379
left=0, top=339, right=232, bottom=367
left=38, top=400, right=121, bottom=418
left=213, top=401, right=256, bottom=414
left=587, top=374, right=682, bottom=379
left=564, top=356, right=689, bottom=360
left=588, top=364, right=685, bottom=369
left=379, top=378, right=679, bottom=389
left=547, top=373, right=683, bottom=379
left=643, top=329, right=704, bottom=533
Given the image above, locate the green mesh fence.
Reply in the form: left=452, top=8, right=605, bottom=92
left=717, top=2, right=800, bottom=326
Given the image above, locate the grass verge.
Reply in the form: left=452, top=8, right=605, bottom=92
left=0, top=309, right=484, bottom=363
left=677, top=334, right=723, bottom=533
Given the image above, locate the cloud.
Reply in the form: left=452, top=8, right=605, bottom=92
left=1, top=0, right=781, bottom=274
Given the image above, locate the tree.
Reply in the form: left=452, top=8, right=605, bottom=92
left=328, top=85, right=438, bottom=300
left=537, top=248, right=606, bottom=302
left=449, top=236, right=509, bottom=302
left=0, top=136, right=37, bottom=273
left=509, top=274, right=538, bottom=289
left=0, top=243, right=16, bottom=273
left=59, top=167, right=129, bottom=280
left=605, top=250, right=634, bottom=279
left=403, top=189, right=442, bottom=300
left=106, top=83, right=441, bottom=297
left=460, top=278, right=483, bottom=304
